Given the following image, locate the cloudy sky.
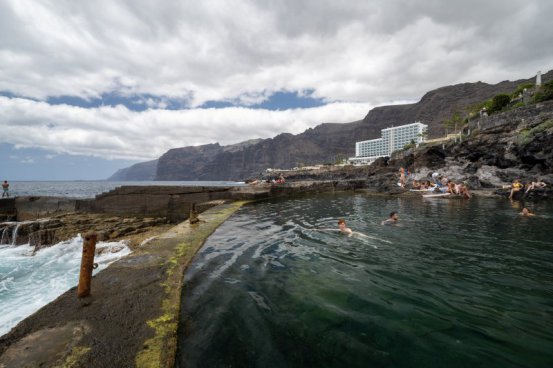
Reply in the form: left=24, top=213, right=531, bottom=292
left=1, top=0, right=552, bottom=180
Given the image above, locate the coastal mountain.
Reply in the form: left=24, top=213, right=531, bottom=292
left=108, top=70, right=552, bottom=181
left=108, top=159, right=158, bottom=181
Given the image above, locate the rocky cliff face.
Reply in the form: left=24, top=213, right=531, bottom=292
left=113, top=71, right=553, bottom=181
left=277, top=100, right=553, bottom=197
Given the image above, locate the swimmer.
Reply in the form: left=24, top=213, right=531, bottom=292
left=520, top=207, right=535, bottom=217
left=381, top=211, right=399, bottom=226
left=338, top=218, right=353, bottom=236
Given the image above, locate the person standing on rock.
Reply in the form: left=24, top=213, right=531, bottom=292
left=2, top=180, right=9, bottom=198
left=399, top=167, right=406, bottom=187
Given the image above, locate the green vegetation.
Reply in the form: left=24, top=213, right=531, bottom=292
left=518, top=119, right=553, bottom=145
left=511, top=82, right=534, bottom=99
left=488, top=93, right=511, bottom=114
left=443, top=110, right=463, bottom=130
left=533, top=79, right=553, bottom=103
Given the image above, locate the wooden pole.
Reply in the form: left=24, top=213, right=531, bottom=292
left=189, top=202, right=200, bottom=224
left=77, top=232, right=97, bottom=298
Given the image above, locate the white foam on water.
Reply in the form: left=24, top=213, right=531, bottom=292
left=0, top=235, right=131, bottom=336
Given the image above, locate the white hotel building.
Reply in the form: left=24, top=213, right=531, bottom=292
left=349, top=122, right=427, bottom=164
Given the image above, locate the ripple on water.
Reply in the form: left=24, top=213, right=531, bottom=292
left=176, top=194, right=553, bottom=368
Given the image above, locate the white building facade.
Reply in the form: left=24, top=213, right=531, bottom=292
left=349, top=122, right=427, bottom=164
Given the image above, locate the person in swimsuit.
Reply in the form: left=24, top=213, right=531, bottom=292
left=2, top=181, right=9, bottom=198
left=338, top=218, right=353, bottom=236
left=509, top=179, right=523, bottom=199
left=520, top=207, right=535, bottom=217
left=381, top=211, right=399, bottom=225
left=525, top=180, right=547, bottom=194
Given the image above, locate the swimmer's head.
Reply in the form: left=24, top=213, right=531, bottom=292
left=390, top=212, right=398, bottom=221
left=521, top=207, right=531, bottom=215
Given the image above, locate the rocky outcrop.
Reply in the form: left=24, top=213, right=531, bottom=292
left=0, top=213, right=169, bottom=251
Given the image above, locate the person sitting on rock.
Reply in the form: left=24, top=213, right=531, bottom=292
left=446, top=181, right=457, bottom=195
left=459, top=183, right=471, bottom=199
left=509, top=179, right=524, bottom=199
left=399, top=167, right=406, bottom=187
left=525, top=180, right=547, bottom=194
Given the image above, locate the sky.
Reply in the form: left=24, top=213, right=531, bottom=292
left=1, top=0, right=552, bottom=180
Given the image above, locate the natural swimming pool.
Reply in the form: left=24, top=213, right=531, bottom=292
left=176, top=194, right=553, bottom=368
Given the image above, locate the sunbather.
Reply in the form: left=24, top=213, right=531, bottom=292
left=509, top=179, right=523, bottom=199
left=525, top=180, right=547, bottom=194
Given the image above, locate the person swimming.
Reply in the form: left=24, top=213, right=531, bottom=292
left=338, top=218, right=353, bottom=236
left=520, top=207, right=535, bottom=217
left=381, top=211, right=399, bottom=225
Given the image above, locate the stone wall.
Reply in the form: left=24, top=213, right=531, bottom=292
left=0, top=198, right=16, bottom=221
left=13, top=197, right=77, bottom=221
left=76, top=186, right=239, bottom=223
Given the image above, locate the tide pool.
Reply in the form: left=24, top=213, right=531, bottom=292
left=176, top=194, right=553, bottom=368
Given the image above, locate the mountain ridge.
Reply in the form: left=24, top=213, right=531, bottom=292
left=108, top=70, right=552, bottom=181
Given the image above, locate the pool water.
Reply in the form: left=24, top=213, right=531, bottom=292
left=176, top=194, right=553, bottom=368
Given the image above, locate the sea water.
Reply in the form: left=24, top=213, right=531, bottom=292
left=6, top=180, right=246, bottom=198
left=176, top=194, right=553, bottom=368
left=0, top=236, right=131, bottom=336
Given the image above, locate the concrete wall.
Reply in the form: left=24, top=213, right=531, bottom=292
left=3, top=182, right=365, bottom=223
left=14, top=197, right=78, bottom=221
left=0, top=198, right=16, bottom=221
left=76, top=186, right=239, bottom=223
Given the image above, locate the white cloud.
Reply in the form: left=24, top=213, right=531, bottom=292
left=0, top=96, right=373, bottom=160
left=0, top=1, right=552, bottom=165
left=1, top=0, right=551, bottom=106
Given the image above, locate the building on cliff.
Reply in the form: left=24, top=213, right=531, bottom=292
left=349, top=122, right=427, bottom=164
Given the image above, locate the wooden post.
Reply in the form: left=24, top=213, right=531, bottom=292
left=77, top=232, right=97, bottom=298
left=189, top=203, right=200, bottom=224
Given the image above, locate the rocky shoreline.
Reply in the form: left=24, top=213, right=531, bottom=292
left=272, top=100, right=553, bottom=200
left=1, top=100, right=551, bottom=366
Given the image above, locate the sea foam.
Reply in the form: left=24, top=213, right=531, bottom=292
left=0, top=235, right=131, bottom=336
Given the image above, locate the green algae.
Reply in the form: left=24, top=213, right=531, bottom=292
left=58, top=346, right=91, bottom=368
left=135, top=201, right=248, bottom=368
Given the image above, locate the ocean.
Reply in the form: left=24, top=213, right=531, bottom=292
left=4, top=180, right=246, bottom=198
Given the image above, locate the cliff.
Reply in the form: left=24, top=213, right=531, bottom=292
left=275, top=100, right=553, bottom=198
left=111, top=70, right=553, bottom=181
left=107, top=159, right=158, bottom=181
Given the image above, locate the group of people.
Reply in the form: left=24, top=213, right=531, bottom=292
left=508, top=178, right=547, bottom=199
left=402, top=170, right=472, bottom=199
left=1, top=180, right=8, bottom=198
left=247, top=174, right=286, bottom=186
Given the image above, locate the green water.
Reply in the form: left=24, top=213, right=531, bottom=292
left=176, top=194, right=553, bottom=368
